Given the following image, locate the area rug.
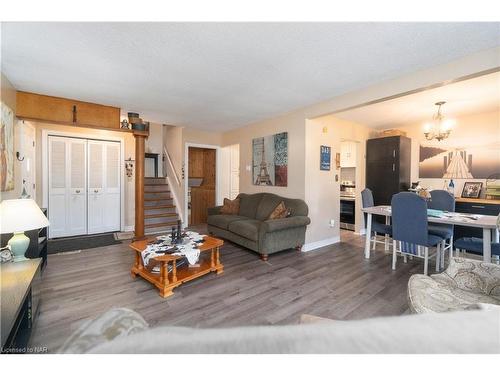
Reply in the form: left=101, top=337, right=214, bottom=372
left=114, top=232, right=135, bottom=241
left=47, top=233, right=122, bottom=254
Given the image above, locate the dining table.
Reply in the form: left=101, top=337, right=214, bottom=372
left=361, top=205, right=500, bottom=262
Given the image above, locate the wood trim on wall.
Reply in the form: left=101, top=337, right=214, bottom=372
left=16, top=91, right=127, bottom=133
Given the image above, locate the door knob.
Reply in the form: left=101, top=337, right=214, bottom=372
left=94, top=189, right=99, bottom=193
left=76, top=190, right=80, bottom=193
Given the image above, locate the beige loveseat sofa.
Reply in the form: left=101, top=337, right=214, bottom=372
left=58, top=307, right=499, bottom=353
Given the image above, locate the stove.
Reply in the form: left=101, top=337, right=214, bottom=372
left=340, top=181, right=356, bottom=230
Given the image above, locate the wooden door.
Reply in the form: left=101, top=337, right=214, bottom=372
left=188, top=147, right=216, bottom=225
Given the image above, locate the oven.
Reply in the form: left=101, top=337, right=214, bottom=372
left=340, top=197, right=355, bottom=231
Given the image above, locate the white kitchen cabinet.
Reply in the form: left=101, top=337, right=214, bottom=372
left=340, top=141, right=357, bottom=168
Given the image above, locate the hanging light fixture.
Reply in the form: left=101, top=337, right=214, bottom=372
left=423, top=101, right=454, bottom=141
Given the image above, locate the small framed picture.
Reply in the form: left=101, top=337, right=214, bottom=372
left=461, top=181, right=483, bottom=199
left=320, top=145, right=331, bottom=171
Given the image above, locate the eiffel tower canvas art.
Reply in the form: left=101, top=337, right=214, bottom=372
left=252, top=132, right=288, bottom=186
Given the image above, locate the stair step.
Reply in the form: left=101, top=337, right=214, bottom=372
left=144, top=198, right=173, bottom=202
left=145, top=221, right=179, bottom=228
left=145, top=213, right=178, bottom=219
left=145, top=204, right=176, bottom=210
left=144, top=189, right=170, bottom=193
left=145, top=183, right=168, bottom=186
left=144, top=178, right=167, bottom=185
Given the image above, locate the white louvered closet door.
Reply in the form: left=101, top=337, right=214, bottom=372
left=48, top=137, right=87, bottom=238
left=87, top=141, right=105, bottom=234
left=103, top=141, right=121, bottom=232
left=48, top=137, right=68, bottom=238
left=68, top=139, right=87, bottom=236
left=87, top=140, right=121, bottom=234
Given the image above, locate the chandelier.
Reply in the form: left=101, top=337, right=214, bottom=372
left=423, top=101, right=454, bottom=142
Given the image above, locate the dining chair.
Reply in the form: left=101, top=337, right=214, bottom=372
left=454, top=214, right=500, bottom=264
left=428, top=189, right=455, bottom=268
left=361, top=188, right=392, bottom=252
left=391, top=192, right=443, bottom=275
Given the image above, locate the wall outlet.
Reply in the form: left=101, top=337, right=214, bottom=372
left=329, top=219, right=335, bottom=228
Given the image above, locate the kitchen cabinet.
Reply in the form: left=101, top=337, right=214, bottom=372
left=340, top=141, right=357, bottom=168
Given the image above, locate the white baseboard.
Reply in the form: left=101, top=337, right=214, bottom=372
left=356, top=229, right=366, bottom=236
left=302, top=236, right=340, bottom=252
left=123, top=225, right=134, bottom=232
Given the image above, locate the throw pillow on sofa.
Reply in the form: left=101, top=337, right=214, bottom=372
left=268, top=201, right=290, bottom=220
left=220, top=198, right=240, bottom=215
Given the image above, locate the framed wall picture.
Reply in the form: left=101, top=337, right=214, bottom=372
left=320, top=145, right=331, bottom=171
left=461, top=181, right=483, bottom=199
left=1, top=102, right=14, bottom=191
left=252, top=132, right=288, bottom=186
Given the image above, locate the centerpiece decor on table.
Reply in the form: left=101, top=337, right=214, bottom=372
left=141, top=223, right=205, bottom=273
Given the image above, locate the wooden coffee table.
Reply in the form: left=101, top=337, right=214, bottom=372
left=130, top=235, right=224, bottom=298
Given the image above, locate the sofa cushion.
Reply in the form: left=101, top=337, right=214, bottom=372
left=238, top=193, right=264, bottom=219
left=228, top=219, right=261, bottom=242
left=207, top=215, right=248, bottom=230
left=220, top=198, right=240, bottom=215
left=256, top=194, right=285, bottom=221
left=268, top=201, right=289, bottom=220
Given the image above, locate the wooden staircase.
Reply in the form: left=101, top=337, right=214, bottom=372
left=144, top=177, right=180, bottom=234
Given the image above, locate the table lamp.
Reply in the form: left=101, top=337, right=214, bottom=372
left=0, top=199, right=50, bottom=261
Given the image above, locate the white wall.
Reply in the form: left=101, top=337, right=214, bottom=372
left=305, top=115, right=373, bottom=248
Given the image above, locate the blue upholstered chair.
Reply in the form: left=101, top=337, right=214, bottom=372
left=454, top=238, right=500, bottom=258
left=454, top=214, right=500, bottom=263
left=391, top=192, right=444, bottom=275
left=361, top=188, right=392, bottom=251
left=428, top=189, right=455, bottom=268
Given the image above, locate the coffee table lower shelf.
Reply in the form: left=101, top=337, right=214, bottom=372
left=130, top=236, right=224, bottom=298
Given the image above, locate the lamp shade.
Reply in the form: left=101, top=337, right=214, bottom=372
left=0, top=199, right=50, bottom=233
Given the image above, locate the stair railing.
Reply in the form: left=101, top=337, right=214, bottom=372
left=163, top=146, right=184, bottom=223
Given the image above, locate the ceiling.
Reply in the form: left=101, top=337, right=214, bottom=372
left=334, top=71, right=500, bottom=129
left=2, top=22, right=499, bottom=131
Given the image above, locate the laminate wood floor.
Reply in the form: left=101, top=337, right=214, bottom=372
left=31, top=228, right=428, bottom=352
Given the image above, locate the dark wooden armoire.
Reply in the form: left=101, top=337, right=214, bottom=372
left=366, top=136, right=411, bottom=205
